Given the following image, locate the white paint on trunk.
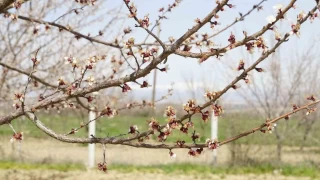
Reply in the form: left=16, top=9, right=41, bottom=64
left=88, top=92, right=98, bottom=168
left=88, top=107, right=96, bottom=168
left=211, top=113, right=218, bottom=164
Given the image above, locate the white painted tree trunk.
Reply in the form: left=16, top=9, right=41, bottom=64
left=211, top=114, right=218, bottom=165
left=88, top=107, right=96, bottom=168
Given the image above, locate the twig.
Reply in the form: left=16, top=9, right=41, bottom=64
left=172, top=0, right=229, bottom=49
left=65, top=114, right=102, bottom=135
left=123, top=0, right=166, bottom=49
left=119, top=48, right=135, bottom=70
left=78, top=67, right=88, bottom=88
left=207, top=0, right=267, bottom=39
left=53, top=5, right=88, bottom=23
left=8, top=123, right=17, bottom=133
left=21, top=48, right=41, bottom=112
left=0, top=61, right=57, bottom=88
left=129, top=47, right=140, bottom=71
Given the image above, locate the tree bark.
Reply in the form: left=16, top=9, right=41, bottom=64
left=0, top=0, right=14, bottom=12
left=274, top=128, right=282, bottom=162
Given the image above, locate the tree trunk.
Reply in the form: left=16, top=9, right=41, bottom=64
left=274, top=128, right=282, bottom=162
left=276, top=141, right=282, bottom=162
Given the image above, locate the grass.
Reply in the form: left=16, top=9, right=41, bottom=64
left=0, top=161, right=85, bottom=172
left=111, top=163, right=320, bottom=178
left=0, top=161, right=319, bottom=178
left=0, top=111, right=320, bottom=147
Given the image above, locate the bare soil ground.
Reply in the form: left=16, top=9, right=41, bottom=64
left=0, top=137, right=319, bottom=180
left=1, top=137, right=319, bottom=166
left=0, top=169, right=313, bottom=180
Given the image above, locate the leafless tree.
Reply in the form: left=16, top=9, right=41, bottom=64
left=229, top=37, right=320, bottom=161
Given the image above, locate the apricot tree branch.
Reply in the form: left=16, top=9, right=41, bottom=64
left=23, top=99, right=319, bottom=148
left=0, top=61, right=57, bottom=88
left=174, top=0, right=297, bottom=59
left=172, top=0, right=229, bottom=50
left=16, top=14, right=122, bottom=48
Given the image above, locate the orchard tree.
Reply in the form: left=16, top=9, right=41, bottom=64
left=0, top=0, right=320, bottom=172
